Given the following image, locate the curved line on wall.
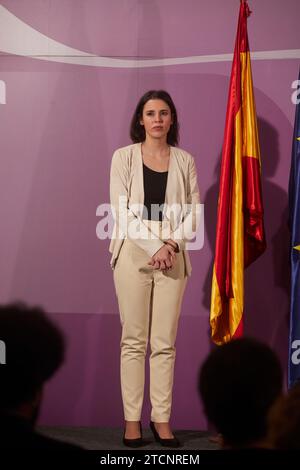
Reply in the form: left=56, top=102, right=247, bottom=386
left=0, top=5, right=299, bottom=68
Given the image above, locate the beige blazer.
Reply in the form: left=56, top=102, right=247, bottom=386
left=109, top=142, right=200, bottom=277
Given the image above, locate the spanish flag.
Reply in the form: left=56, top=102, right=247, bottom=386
left=210, top=0, right=266, bottom=345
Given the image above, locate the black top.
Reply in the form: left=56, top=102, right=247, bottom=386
left=142, top=163, right=168, bottom=221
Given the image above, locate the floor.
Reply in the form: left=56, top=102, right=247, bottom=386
left=37, top=426, right=220, bottom=450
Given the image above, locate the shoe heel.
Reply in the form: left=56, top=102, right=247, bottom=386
left=149, top=420, right=160, bottom=442
left=149, top=421, right=181, bottom=448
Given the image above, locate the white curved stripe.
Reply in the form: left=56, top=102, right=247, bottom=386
left=0, top=5, right=93, bottom=58
left=251, top=49, right=300, bottom=60
left=0, top=80, right=6, bottom=104
left=0, top=5, right=299, bottom=68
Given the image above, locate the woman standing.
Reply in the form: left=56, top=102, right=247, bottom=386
left=109, top=90, right=200, bottom=447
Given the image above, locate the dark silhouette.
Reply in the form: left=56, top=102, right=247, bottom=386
left=198, top=337, right=283, bottom=449
left=268, top=382, right=300, bottom=450
left=0, top=302, right=83, bottom=450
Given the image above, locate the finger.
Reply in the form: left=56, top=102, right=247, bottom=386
left=165, top=259, right=172, bottom=269
left=167, top=254, right=174, bottom=265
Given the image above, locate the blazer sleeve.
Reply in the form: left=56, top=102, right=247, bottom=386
left=110, top=149, right=165, bottom=257
left=169, top=155, right=201, bottom=252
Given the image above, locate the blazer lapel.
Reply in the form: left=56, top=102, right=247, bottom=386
left=164, top=145, right=175, bottom=212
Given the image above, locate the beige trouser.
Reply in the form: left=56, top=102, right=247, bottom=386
left=113, top=220, right=188, bottom=422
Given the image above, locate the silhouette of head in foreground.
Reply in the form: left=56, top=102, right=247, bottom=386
left=198, top=337, right=283, bottom=449
left=0, top=301, right=64, bottom=427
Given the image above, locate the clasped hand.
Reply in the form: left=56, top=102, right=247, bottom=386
left=148, top=243, right=176, bottom=271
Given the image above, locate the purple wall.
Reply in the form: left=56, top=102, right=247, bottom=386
left=0, top=0, right=299, bottom=429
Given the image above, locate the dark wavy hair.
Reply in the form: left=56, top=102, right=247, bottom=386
left=130, top=90, right=179, bottom=146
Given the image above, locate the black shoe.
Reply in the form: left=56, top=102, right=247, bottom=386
left=149, top=421, right=181, bottom=448
left=123, top=422, right=146, bottom=448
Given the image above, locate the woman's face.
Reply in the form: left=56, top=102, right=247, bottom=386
left=140, top=99, right=173, bottom=142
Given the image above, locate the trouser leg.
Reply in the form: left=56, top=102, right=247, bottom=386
left=113, top=239, right=153, bottom=421
left=149, top=252, right=188, bottom=422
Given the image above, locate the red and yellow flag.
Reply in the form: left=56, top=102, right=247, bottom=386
left=210, top=0, right=266, bottom=345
